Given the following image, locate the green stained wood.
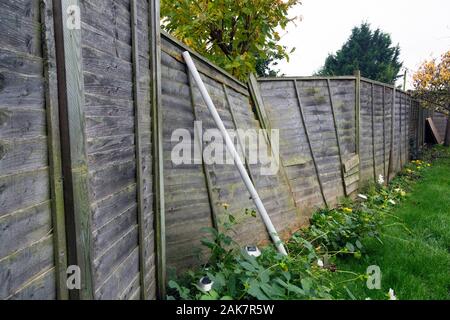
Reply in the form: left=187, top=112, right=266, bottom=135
left=326, top=79, right=347, bottom=196
left=293, top=80, right=328, bottom=208
left=149, top=0, right=166, bottom=300
left=130, top=0, right=147, bottom=300
left=41, top=0, right=68, bottom=300
left=54, top=0, right=93, bottom=299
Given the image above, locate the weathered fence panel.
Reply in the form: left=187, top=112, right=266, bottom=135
left=0, top=0, right=66, bottom=300
left=0, top=0, right=160, bottom=300
left=161, top=34, right=299, bottom=272
left=72, top=0, right=158, bottom=300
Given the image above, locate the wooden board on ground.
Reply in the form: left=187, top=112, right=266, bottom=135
left=426, top=117, right=443, bottom=144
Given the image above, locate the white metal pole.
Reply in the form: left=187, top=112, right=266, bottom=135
left=182, top=51, right=288, bottom=256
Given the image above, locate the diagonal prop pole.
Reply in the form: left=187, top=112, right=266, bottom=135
left=182, top=51, right=288, bottom=256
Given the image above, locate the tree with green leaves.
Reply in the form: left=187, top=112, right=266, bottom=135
left=160, top=0, right=300, bottom=81
left=317, top=23, right=402, bottom=84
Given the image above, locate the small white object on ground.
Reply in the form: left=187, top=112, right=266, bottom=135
left=245, top=245, right=261, bottom=258
left=198, top=276, right=214, bottom=292
left=358, top=194, right=368, bottom=200
left=388, top=288, right=397, bottom=300
left=317, top=259, right=324, bottom=268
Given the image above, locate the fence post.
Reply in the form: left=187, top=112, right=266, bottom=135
left=382, top=86, right=387, bottom=179
left=354, top=70, right=361, bottom=182
left=149, top=0, right=166, bottom=300
left=388, top=87, right=396, bottom=182
left=53, top=0, right=94, bottom=299
left=130, top=0, right=148, bottom=300
left=371, top=83, right=377, bottom=182
left=41, top=0, right=68, bottom=300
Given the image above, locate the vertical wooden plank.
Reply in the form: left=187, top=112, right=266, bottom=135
left=41, top=0, right=68, bottom=300
left=354, top=70, right=361, bottom=180
left=382, top=86, right=386, bottom=179
left=293, top=80, right=328, bottom=207
left=130, top=0, right=147, bottom=300
left=149, top=0, right=166, bottom=300
left=326, top=79, right=347, bottom=196
left=248, top=74, right=269, bottom=131
left=399, top=93, right=403, bottom=168
left=53, top=0, right=93, bottom=299
left=371, top=83, right=377, bottom=182
left=387, top=87, right=396, bottom=182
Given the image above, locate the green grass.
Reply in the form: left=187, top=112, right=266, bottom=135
left=332, top=152, right=450, bottom=300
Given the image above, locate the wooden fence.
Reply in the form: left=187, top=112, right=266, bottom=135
left=0, top=0, right=161, bottom=300
left=0, top=0, right=447, bottom=300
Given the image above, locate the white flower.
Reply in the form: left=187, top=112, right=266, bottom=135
left=377, top=174, right=385, bottom=185
left=317, top=259, right=324, bottom=268
left=388, top=288, right=397, bottom=300
left=388, top=199, right=396, bottom=205
left=358, top=194, right=368, bottom=200
left=365, top=297, right=372, bottom=300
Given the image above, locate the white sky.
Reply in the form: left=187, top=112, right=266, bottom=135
left=276, top=0, right=450, bottom=89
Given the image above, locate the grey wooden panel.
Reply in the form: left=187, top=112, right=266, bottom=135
left=0, top=0, right=61, bottom=301
left=161, top=47, right=214, bottom=271
left=77, top=0, right=156, bottom=299
left=0, top=235, right=54, bottom=299
left=432, top=112, right=448, bottom=143
left=328, top=79, right=356, bottom=156
left=296, top=80, right=345, bottom=206
left=372, top=84, right=385, bottom=180
left=384, top=87, right=393, bottom=178
left=258, top=80, right=325, bottom=210
left=359, top=81, right=375, bottom=183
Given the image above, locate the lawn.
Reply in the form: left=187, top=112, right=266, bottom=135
left=332, top=149, right=450, bottom=300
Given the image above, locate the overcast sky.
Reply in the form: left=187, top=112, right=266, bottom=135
left=276, top=0, right=450, bottom=89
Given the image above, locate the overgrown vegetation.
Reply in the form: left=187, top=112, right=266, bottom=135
left=167, top=146, right=449, bottom=300
left=332, top=146, right=450, bottom=300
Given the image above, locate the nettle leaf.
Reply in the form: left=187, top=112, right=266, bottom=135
left=355, top=239, right=363, bottom=249
left=346, top=242, right=355, bottom=253
left=239, top=261, right=257, bottom=273
left=248, top=279, right=269, bottom=300
left=301, top=277, right=313, bottom=292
